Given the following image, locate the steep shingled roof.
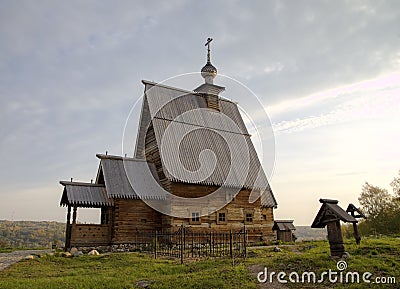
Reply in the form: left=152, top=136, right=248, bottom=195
left=135, top=81, right=277, bottom=208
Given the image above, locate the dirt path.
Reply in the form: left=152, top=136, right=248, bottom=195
left=0, top=250, right=52, bottom=271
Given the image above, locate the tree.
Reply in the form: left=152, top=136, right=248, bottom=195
left=358, top=182, right=391, bottom=219
left=390, top=170, right=400, bottom=198
left=0, top=238, right=7, bottom=248
left=358, top=179, right=400, bottom=236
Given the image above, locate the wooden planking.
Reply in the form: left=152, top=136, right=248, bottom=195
left=109, top=179, right=275, bottom=243
left=168, top=182, right=275, bottom=241
left=206, top=94, right=220, bottom=111
left=70, top=224, right=110, bottom=246
left=144, top=123, right=172, bottom=191
left=112, top=198, right=163, bottom=243
left=135, top=94, right=152, bottom=158
left=277, top=231, right=293, bottom=242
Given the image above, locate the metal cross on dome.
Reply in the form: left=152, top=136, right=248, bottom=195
left=205, top=38, right=213, bottom=63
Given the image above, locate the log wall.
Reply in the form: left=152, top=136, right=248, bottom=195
left=167, top=182, right=275, bottom=242
left=70, top=224, right=110, bottom=247
left=144, top=124, right=171, bottom=191
left=112, top=198, right=163, bottom=243
left=277, top=230, right=293, bottom=242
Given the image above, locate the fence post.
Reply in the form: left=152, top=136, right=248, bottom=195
left=229, top=230, right=233, bottom=258
left=209, top=232, right=212, bottom=256
left=180, top=224, right=184, bottom=264
left=154, top=230, right=158, bottom=259
left=243, top=224, right=247, bottom=258
left=191, top=232, right=194, bottom=258
left=135, top=227, right=138, bottom=251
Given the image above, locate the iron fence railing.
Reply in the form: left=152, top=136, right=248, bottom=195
left=127, top=226, right=247, bottom=263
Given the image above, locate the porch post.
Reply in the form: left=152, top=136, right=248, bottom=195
left=65, top=205, right=71, bottom=251
left=72, top=205, right=77, bottom=224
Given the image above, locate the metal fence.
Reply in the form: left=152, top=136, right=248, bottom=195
left=129, top=226, right=247, bottom=263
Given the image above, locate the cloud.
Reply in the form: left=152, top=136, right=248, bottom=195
left=269, top=72, right=400, bottom=134
left=268, top=72, right=400, bottom=224
left=264, top=62, right=285, bottom=74
left=1, top=1, right=400, bottom=222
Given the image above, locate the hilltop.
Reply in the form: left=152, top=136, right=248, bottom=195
left=0, top=220, right=65, bottom=249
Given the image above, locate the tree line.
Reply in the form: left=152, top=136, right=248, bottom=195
left=0, top=220, right=65, bottom=249
left=355, top=170, right=400, bottom=236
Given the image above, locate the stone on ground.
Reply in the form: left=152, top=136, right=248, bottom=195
left=70, top=247, right=78, bottom=254
left=73, top=251, right=84, bottom=257
left=136, top=280, right=150, bottom=288
left=62, top=252, right=72, bottom=257
left=88, top=250, right=100, bottom=256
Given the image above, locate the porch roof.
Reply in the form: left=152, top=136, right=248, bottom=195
left=96, top=154, right=167, bottom=200
left=60, top=181, right=113, bottom=208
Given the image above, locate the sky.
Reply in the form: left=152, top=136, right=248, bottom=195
left=1, top=0, right=399, bottom=225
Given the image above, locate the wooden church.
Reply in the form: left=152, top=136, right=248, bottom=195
left=60, top=39, right=278, bottom=249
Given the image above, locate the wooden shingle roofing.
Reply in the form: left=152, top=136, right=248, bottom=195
left=135, top=80, right=277, bottom=208
left=97, top=154, right=166, bottom=200
left=60, top=182, right=113, bottom=208
left=273, top=220, right=296, bottom=231
left=311, top=199, right=357, bottom=228
left=60, top=155, right=167, bottom=207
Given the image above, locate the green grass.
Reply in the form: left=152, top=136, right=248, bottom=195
left=0, top=237, right=399, bottom=289
left=248, top=237, right=400, bottom=288
left=0, top=253, right=255, bottom=289
left=0, top=247, right=46, bottom=253
left=0, top=248, right=15, bottom=253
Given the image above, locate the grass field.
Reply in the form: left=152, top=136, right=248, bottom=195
left=0, top=237, right=398, bottom=289
left=0, top=247, right=46, bottom=253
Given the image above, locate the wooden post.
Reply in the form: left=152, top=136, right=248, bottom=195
left=346, top=203, right=365, bottom=245
left=327, top=221, right=345, bottom=257
left=353, top=223, right=361, bottom=245
left=65, top=205, right=71, bottom=251
left=72, top=205, right=77, bottom=224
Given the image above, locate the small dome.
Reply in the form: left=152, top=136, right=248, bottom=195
left=201, top=62, right=217, bottom=80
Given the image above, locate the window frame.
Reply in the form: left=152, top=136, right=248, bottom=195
left=217, top=210, right=227, bottom=224
left=189, top=211, right=201, bottom=225
left=244, top=209, right=254, bottom=224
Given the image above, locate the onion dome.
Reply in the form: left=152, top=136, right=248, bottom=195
left=201, top=62, right=217, bottom=81
left=201, top=38, right=217, bottom=84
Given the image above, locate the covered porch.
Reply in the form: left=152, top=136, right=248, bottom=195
left=60, top=181, right=114, bottom=250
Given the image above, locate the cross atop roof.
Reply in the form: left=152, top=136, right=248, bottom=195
left=205, top=37, right=213, bottom=63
